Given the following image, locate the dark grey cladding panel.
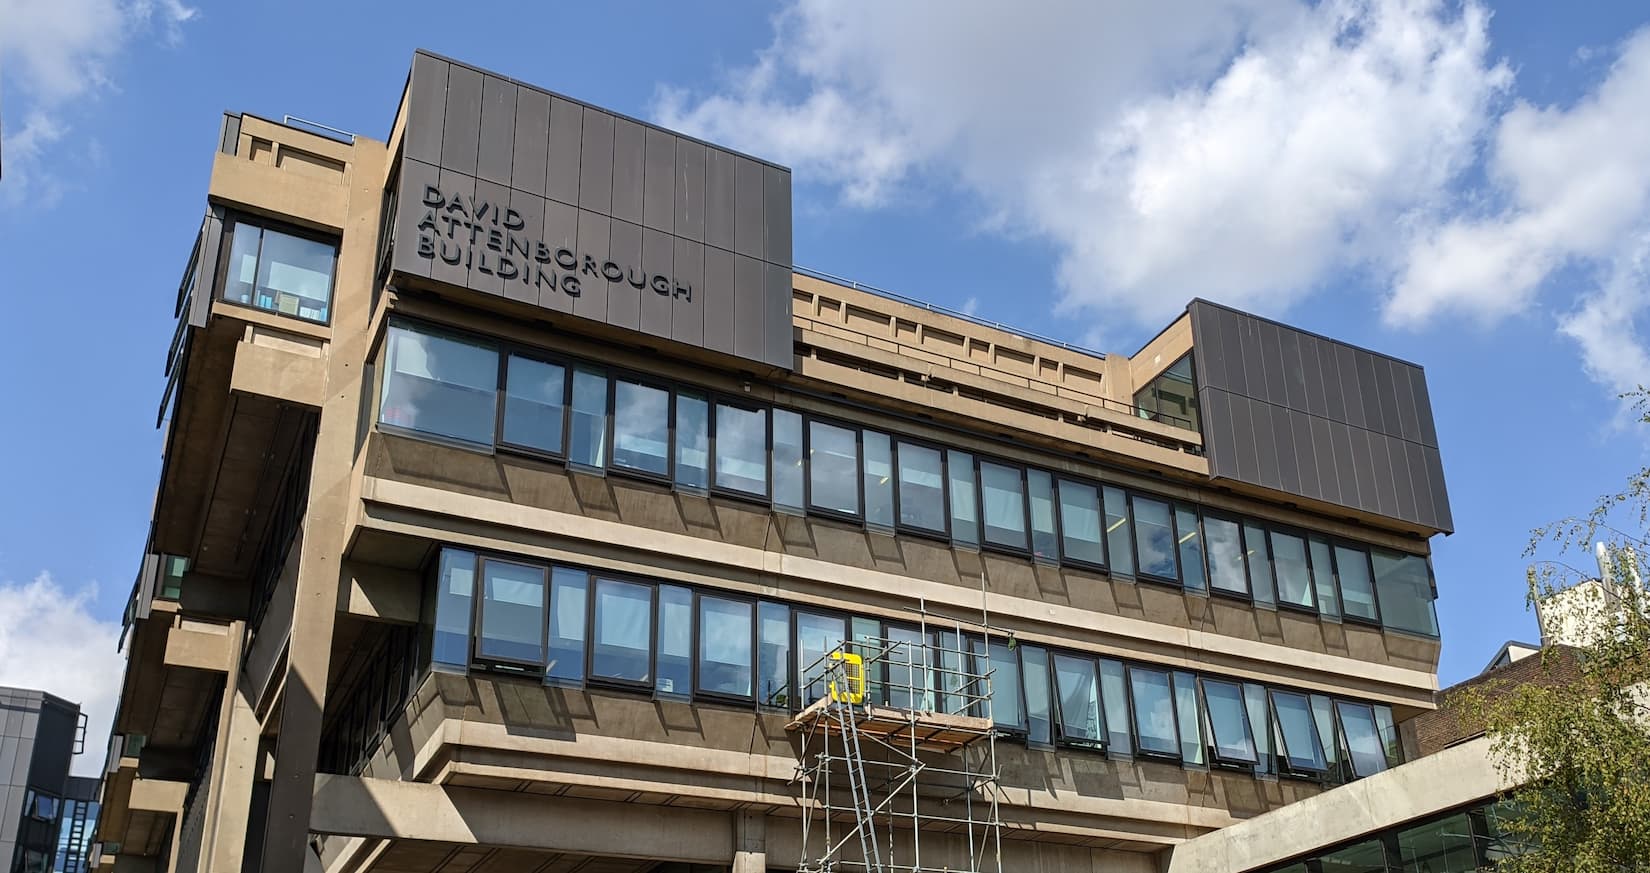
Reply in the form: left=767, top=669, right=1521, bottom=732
left=390, top=51, right=794, bottom=371
left=1188, top=300, right=1453, bottom=532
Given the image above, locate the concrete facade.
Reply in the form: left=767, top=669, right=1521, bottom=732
left=99, top=52, right=1459, bottom=873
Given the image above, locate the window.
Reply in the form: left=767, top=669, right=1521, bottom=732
left=1134, top=354, right=1199, bottom=432
left=478, top=559, right=546, bottom=665
left=979, top=461, right=1029, bottom=550
left=809, top=420, right=860, bottom=516
left=1099, top=659, right=1132, bottom=754
left=796, top=611, right=845, bottom=704
left=699, top=595, right=754, bottom=698
left=1310, top=537, right=1341, bottom=619
left=1320, top=839, right=1388, bottom=873
left=655, top=585, right=693, bottom=696
left=1201, top=679, right=1257, bottom=764
left=772, top=409, right=804, bottom=511
left=1173, top=671, right=1205, bottom=765
left=1336, top=545, right=1380, bottom=622
left=546, top=567, right=587, bottom=684
left=1245, top=522, right=1277, bottom=607
left=894, top=442, right=946, bottom=534
left=675, top=392, right=710, bottom=489
left=612, top=380, right=670, bottom=476
left=1395, top=813, right=1479, bottom=873
left=1337, top=701, right=1388, bottom=778
left=1244, top=682, right=1273, bottom=775
left=948, top=451, right=980, bottom=547
left=989, top=640, right=1023, bottom=731
left=1312, top=694, right=1340, bottom=772
left=568, top=367, right=609, bottom=467
left=1372, top=550, right=1438, bottom=636
left=222, top=219, right=337, bottom=322
left=1057, top=480, right=1104, bottom=567
left=1271, top=531, right=1315, bottom=609
left=380, top=323, right=498, bottom=446
left=1129, top=667, right=1178, bottom=757
left=1027, top=470, right=1058, bottom=562
left=1052, top=654, right=1104, bottom=747
left=851, top=618, right=884, bottom=704
left=591, top=578, right=653, bottom=684
left=1374, top=705, right=1401, bottom=767
left=1271, top=690, right=1327, bottom=772
left=1176, top=505, right=1206, bottom=592
left=1104, top=487, right=1134, bottom=576
left=885, top=626, right=931, bottom=710
left=1205, top=515, right=1247, bottom=596
left=1132, top=496, right=1178, bottom=580
left=431, top=549, right=475, bottom=670
left=757, top=602, right=791, bottom=708
left=715, top=403, right=767, bottom=496
left=1021, top=645, right=1053, bottom=746
left=862, top=431, right=894, bottom=528
left=501, top=356, right=566, bottom=455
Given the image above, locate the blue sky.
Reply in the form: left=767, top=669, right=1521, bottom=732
left=2, top=1, right=1648, bottom=759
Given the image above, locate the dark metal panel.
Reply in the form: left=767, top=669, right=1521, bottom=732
left=477, top=75, right=517, bottom=186
left=764, top=164, right=793, bottom=267
left=1390, top=360, right=1422, bottom=444
left=1239, top=317, right=1269, bottom=403
left=642, top=127, right=676, bottom=234
left=1405, top=440, right=1438, bottom=531
left=1279, top=328, right=1309, bottom=412
left=606, top=219, right=643, bottom=331
left=440, top=64, right=483, bottom=175
left=702, top=246, right=736, bottom=355
left=1250, top=396, right=1282, bottom=490
left=392, top=159, right=439, bottom=280
left=573, top=210, right=610, bottom=322
left=504, top=188, right=545, bottom=305
left=1201, top=387, right=1236, bottom=477
left=640, top=227, right=675, bottom=338
left=577, top=109, right=615, bottom=215
left=1388, top=435, right=1419, bottom=525
left=671, top=238, right=705, bottom=347
left=1300, top=336, right=1329, bottom=418
left=675, top=139, right=706, bottom=244
left=733, top=254, right=765, bottom=362
left=764, top=262, right=794, bottom=369
left=429, top=169, right=475, bottom=289
left=1228, top=393, right=1261, bottom=485
left=1368, top=431, right=1400, bottom=520
left=545, top=97, right=583, bottom=206
left=1272, top=405, right=1302, bottom=496
left=1347, top=426, right=1380, bottom=518
left=733, top=156, right=766, bottom=259
left=467, top=178, right=512, bottom=298
left=220, top=113, right=242, bottom=156
left=1335, top=344, right=1366, bottom=429
left=1191, top=304, right=1223, bottom=392
left=1356, top=352, right=1385, bottom=435
left=1320, top=336, right=1347, bottom=422
left=1409, top=366, right=1439, bottom=449
left=1308, top=415, right=1340, bottom=506
left=539, top=199, right=578, bottom=313
left=705, top=149, right=737, bottom=252
left=405, top=55, right=448, bottom=165
left=510, top=86, right=550, bottom=196
left=611, top=117, right=646, bottom=226
left=1372, top=356, right=1402, bottom=440
left=1423, top=445, right=1454, bottom=533
left=1328, top=420, right=1361, bottom=509
left=1212, top=307, right=1246, bottom=395
left=1257, top=321, right=1288, bottom=407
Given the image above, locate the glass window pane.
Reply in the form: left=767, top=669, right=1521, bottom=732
left=1100, top=659, right=1132, bottom=754
left=1202, top=679, right=1257, bottom=764
left=1244, top=682, right=1273, bottom=775
left=1320, top=839, right=1388, bottom=873
left=1395, top=813, right=1479, bottom=873
left=809, top=421, right=860, bottom=515
left=1372, top=550, right=1438, bottom=636
left=592, top=578, right=652, bottom=683
left=1271, top=531, right=1315, bottom=609
left=1374, top=704, right=1401, bottom=767
left=1337, top=701, right=1388, bottom=778
left=863, top=431, right=894, bottom=527
left=432, top=548, right=475, bottom=669
left=1272, top=690, right=1327, bottom=772
left=758, top=602, right=792, bottom=708
left=1336, top=545, right=1380, bottom=622
left=568, top=367, right=609, bottom=467
left=1205, top=516, right=1247, bottom=595
left=1312, top=693, right=1340, bottom=772
left=612, top=380, right=670, bottom=476
left=1021, top=645, right=1053, bottom=746
left=1057, top=481, right=1104, bottom=566
left=886, top=626, right=932, bottom=710
left=896, top=443, right=946, bottom=532
left=546, top=567, right=587, bottom=684
left=502, top=356, right=566, bottom=454
left=223, top=223, right=262, bottom=305
left=255, top=228, right=336, bottom=321
left=1104, top=487, right=1134, bottom=576
left=1176, top=506, right=1206, bottom=591
left=656, top=585, right=692, bottom=696
left=478, top=560, right=545, bottom=664
left=1311, top=537, right=1341, bottom=619
left=715, top=404, right=768, bottom=496
left=699, top=595, right=754, bottom=698
left=675, top=392, right=709, bottom=489
left=948, top=451, right=980, bottom=547
left=1053, top=654, right=1103, bottom=746
left=1173, top=671, right=1204, bottom=765
left=1133, top=496, right=1178, bottom=580
left=980, top=462, right=1028, bottom=549
left=1245, top=522, right=1276, bottom=607
left=1129, top=668, right=1177, bottom=756
left=796, top=612, right=846, bottom=704
left=380, top=324, right=498, bottom=446
left=935, top=631, right=969, bottom=716
left=772, top=409, right=804, bottom=511
left=851, top=618, right=883, bottom=704
left=989, top=641, right=1023, bottom=731
left=1027, top=470, right=1058, bottom=561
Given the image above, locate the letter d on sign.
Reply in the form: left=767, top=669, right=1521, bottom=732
left=422, top=186, right=445, bottom=208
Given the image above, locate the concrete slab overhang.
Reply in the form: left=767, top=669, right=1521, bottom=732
left=162, top=614, right=235, bottom=673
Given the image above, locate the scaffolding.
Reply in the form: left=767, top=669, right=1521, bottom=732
left=788, top=611, right=1006, bottom=873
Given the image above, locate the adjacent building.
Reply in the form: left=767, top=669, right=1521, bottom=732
left=2, top=688, right=91, bottom=873
left=98, top=51, right=1456, bottom=873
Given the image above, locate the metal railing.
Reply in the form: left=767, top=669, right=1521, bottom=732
left=281, top=115, right=357, bottom=144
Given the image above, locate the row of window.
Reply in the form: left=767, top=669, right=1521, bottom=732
left=431, top=546, right=1402, bottom=783
left=1260, top=798, right=1532, bottom=873
left=318, top=623, right=421, bottom=778
left=379, top=320, right=1440, bottom=637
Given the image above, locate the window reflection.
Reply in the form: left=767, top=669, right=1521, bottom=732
left=502, top=356, right=566, bottom=455
left=380, top=325, right=498, bottom=446
left=980, top=461, right=1028, bottom=550
left=699, top=595, right=753, bottom=698
left=1028, top=470, right=1058, bottom=561
left=1104, top=487, right=1134, bottom=576
left=862, top=431, right=894, bottom=527
left=896, top=443, right=946, bottom=533
left=1129, top=667, right=1177, bottom=756
left=1021, top=645, right=1053, bottom=745
left=674, top=392, right=709, bottom=489
left=1337, top=545, right=1380, bottom=622
left=948, top=451, right=980, bottom=547
left=809, top=421, right=860, bottom=515
left=1053, top=653, right=1104, bottom=747
left=592, top=578, right=652, bottom=683
left=1373, top=550, right=1438, bottom=636
left=222, top=220, right=337, bottom=322
left=772, top=409, right=804, bottom=510
left=757, top=602, right=791, bottom=707
left=546, top=568, right=587, bottom=685
left=568, top=368, right=609, bottom=467
left=432, top=549, right=476, bottom=670
left=715, top=404, right=767, bottom=496
left=1132, top=496, right=1177, bottom=579
left=1202, top=679, right=1257, bottom=764
left=478, top=559, right=545, bottom=664
left=613, top=380, right=670, bottom=476
left=655, top=585, right=692, bottom=696
left=1205, top=516, right=1247, bottom=596
left=1271, top=531, right=1315, bottom=609
left=1057, top=481, right=1104, bottom=566
left=1271, top=690, right=1327, bottom=772
left=1176, top=505, right=1206, bottom=591
left=1337, top=701, right=1388, bottom=778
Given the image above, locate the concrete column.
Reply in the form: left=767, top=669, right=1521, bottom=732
left=733, top=812, right=766, bottom=873
left=258, top=139, right=389, bottom=873
left=204, top=677, right=258, bottom=873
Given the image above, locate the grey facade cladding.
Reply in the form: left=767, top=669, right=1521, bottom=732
left=1, top=688, right=82, bottom=872
left=391, top=50, right=795, bottom=371
left=1188, top=300, right=1454, bottom=533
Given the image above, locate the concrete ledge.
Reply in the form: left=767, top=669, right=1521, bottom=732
left=128, top=778, right=188, bottom=814
left=162, top=620, right=233, bottom=673
left=230, top=336, right=326, bottom=409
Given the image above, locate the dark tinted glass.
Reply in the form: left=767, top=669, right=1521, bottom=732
left=1129, top=667, right=1177, bottom=756
left=809, top=420, right=860, bottom=515
left=502, top=356, right=566, bottom=454
left=980, top=462, right=1028, bottom=549
left=380, top=324, right=498, bottom=446
left=715, top=404, right=767, bottom=495
left=1372, top=550, right=1438, bottom=636
left=1132, top=496, right=1177, bottom=579
left=612, top=380, right=670, bottom=476
left=897, top=443, right=946, bottom=532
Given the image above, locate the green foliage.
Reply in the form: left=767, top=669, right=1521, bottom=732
left=1460, top=388, right=1650, bottom=873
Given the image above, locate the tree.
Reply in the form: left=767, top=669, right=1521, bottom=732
left=1460, top=388, right=1650, bottom=872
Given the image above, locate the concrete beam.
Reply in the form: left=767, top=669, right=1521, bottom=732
left=340, top=563, right=421, bottom=624
left=230, top=334, right=326, bottom=409
left=128, top=779, right=188, bottom=814
left=162, top=618, right=234, bottom=673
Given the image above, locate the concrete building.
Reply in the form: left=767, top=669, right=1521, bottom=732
left=98, top=51, right=1458, bottom=873
left=2, top=688, right=89, bottom=873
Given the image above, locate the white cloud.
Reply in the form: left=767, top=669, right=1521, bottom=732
left=0, top=573, right=125, bottom=777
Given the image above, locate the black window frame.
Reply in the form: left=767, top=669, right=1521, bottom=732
left=709, top=398, right=772, bottom=504
left=1054, top=477, right=1108, bottom=573
left=892, top=438, right=952, bottom=540
left=1199, top=677, right=1260, bottom=767
left=1269, top=688, right=1329, bottom=776
left=1127, top=491, right=1181, bottom=586
left=1050, top=651, right=1107, bottom=751
left=694, top=589, right=759, bottom=704
left=976, top=458, right=1033, bottom=556
left=1331, top=541, right=1384, bottom=627
left=1125, top=664, right=1182, bottom=761
left=586, top=574, right=660, bottom=691
left=472, top=556, right=550, bottom=673
left=607, top=374, right=677, bottom=484
left=1202, top=510, right=1253, bottom=600
left=495, top=349, right=572, bottom=462
left=803, top=415, right=866, bottom=522
left=216, top=210, right=341, bottom=326
left=1026, top=468, right=1061, bottom=565
left=1267, top=525, right=1320, bottom=614
left=653, top=582, right=695, bottom=699
left=377, top=317, right=503, bottom=452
